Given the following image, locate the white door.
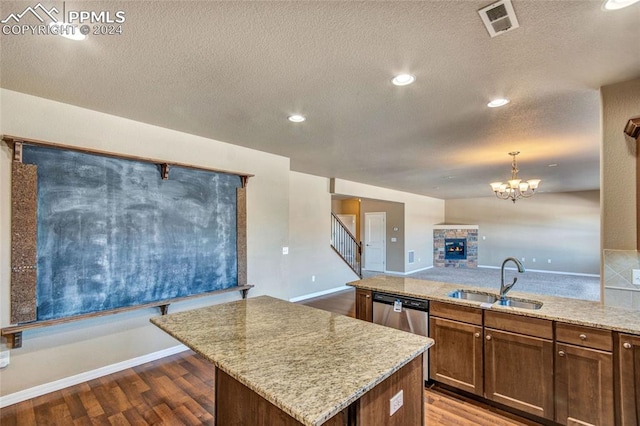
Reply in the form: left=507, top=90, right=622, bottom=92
left=364, top=212, right=386, bottom=272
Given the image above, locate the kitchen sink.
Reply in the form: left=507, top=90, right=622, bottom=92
left=448, top=290, right=543, bottom=310
left=496, top=297, right=543, bottom=310
left=448, top=290, right=498, bottom=303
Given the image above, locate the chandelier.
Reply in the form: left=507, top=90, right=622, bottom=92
left=490, top=152, right=541, bottom=203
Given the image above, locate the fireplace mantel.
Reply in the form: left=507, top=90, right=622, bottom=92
left=433, top=224, right=479, bottom=230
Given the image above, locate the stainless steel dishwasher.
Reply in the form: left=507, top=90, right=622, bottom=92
left=372, top=292, right=429, bottom=382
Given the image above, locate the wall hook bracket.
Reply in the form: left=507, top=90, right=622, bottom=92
left=161, top=163, right=170, bottom=180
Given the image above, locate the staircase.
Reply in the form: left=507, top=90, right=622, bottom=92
left=331, top=213, right=362, bottom=278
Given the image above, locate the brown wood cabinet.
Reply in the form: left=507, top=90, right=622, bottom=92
left=484, top=311, right=554, bottom=420
left=429, top=302, right=483, bottom=396
left=617, top=333, right=640, bottom=426
left=555, top=324, right=614, bottom=426
left=391, top=297, right=639, bottom=426
left=355, top=288, right=372, bottom=322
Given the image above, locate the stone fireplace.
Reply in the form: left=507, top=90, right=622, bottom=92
left=434, top=225, right=478, bottom=268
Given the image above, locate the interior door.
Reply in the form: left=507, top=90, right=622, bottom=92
left=364, top=212, right=385, bottom=272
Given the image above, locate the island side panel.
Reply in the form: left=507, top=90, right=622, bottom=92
left=356, top=354, right=424, bottom=426
left=215, top=367, right=348, bottom=426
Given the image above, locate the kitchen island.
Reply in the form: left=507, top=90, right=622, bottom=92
left=151, top=295, right=433, bottom=426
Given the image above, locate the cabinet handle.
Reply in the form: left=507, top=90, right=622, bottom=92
left=485, top=335, right=492, bottom=341
left=474, top=332, right=480, bottom=338
left=558, top=350, right=566, bottom=357
left=623, top=342, right=632, bottom=349
left=579, top=334, right=587, bottom=341
left=366, top=295, right=370, bottom=298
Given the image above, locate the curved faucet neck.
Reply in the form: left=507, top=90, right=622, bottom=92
left=500, top=257, right=525, bottom=298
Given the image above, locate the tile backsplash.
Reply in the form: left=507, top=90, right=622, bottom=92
left=603, top=249, right=640, bottom=310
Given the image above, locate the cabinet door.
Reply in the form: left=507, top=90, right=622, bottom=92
left=355, top=289, right=372, bottom=322
left=484, top=328, right=554, bottom=420
left=429, top=316, right=483, bottom=396
left=618, top=334, right=640, bottom=426
left=555, top=343, right=614, bottom=426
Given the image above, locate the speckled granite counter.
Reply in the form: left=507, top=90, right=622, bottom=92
left=349, top=275, right=640, bottom=335
left=151, top=295, right=433, bottom=426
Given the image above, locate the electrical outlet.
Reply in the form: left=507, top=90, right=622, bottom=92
left=311, top=275, right=315, bottom=282
left=521, top=257, right=525, bottom=262
left=548, top=259, right=552, bottom=264
left=633, top=269, right=640, bottom=285
left=282, top=247, right=289, bottom=255
left=0, top=351, right=9, bottom=369
left=390, top=390, right=403, bottom=416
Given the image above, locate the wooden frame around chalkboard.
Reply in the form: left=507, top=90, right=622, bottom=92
left=1, top=135, right=254, bottom=348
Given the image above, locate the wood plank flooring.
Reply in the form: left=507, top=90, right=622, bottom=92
left=1, top=350, right=215, bottom=425
left=1, top=289, right=542, bottom=425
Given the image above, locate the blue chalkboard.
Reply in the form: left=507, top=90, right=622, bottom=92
left=22, top=145, right=241, bottom=321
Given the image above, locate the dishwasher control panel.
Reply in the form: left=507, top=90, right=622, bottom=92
left=372, top=292, right=429, bottom=312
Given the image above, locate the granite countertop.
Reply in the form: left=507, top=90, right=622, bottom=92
left=151, top=295, right=433, bottom=426
left=349, top=275, right=640, bottom=335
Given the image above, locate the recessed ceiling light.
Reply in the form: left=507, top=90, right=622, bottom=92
left=48, top=22, right=86, bottom=41
left=288, top=114, right=306, bottom=123
left=487, top=98, right=510, bottom=108
left=602, top=0, right=640, bottom=10
left=548, top=163, right=558, bottom=167
left=391, top=74, right=416, bottom=86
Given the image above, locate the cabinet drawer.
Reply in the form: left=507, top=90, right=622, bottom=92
left=556, top=323, right=612, bottom=351
left=430, top=301, right=482, bottom=325
left=485, top=310, right=552, bottom=339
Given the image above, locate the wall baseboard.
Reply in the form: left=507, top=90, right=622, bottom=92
left=289, top=285, right=352, bottom=302
left=401, top=266, right=434, bottom=275
left=0, top=344, right=189, bottom=408
left=363, top=266, right=435, bottom=276
left=478, top=265, right=600, bottom=278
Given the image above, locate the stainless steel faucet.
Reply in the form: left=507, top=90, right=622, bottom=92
left=500, top=257, right=525, bottom=299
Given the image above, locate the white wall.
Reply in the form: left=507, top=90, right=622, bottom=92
left=0, top=89, right=291, bottom=395
left=288, top=172, right=359, bottom=299
left=601, top=78, right=640, bottom=308
left=601, top=78, right=640, bottom=251
left=445, top=191, right=600, bottom=274
left=331, top=178, right=445, bottom=273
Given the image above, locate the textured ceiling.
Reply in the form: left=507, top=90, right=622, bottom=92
left=1, top=1, right=639, bottom=199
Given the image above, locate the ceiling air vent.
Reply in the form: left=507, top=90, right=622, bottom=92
left=478, top=0, right=520, bottom=38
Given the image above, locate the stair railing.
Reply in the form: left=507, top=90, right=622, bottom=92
left=330, top=213, right=362, bottom=278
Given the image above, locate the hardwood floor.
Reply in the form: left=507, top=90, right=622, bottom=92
left=1, top=351, right=215, bottom=425
left=1, top=289, right=542, bottom=425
